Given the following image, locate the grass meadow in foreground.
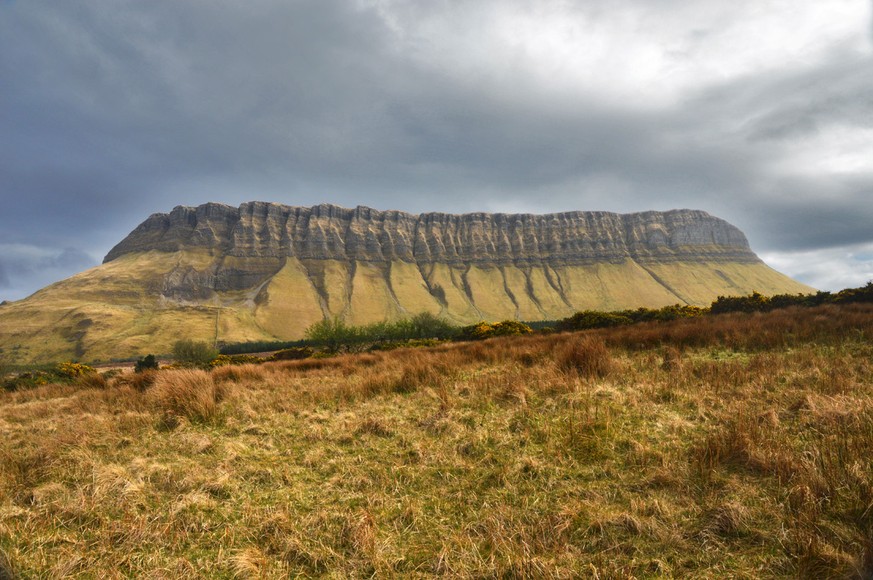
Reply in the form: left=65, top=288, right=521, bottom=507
left=1, top=304, right=872, bottom=578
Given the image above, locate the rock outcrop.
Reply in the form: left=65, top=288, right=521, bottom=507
left=106, top=202, right=756, bottom=266
left=0, top=202, right=813, bottom=363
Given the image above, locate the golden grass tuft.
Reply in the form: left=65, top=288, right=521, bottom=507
left=74, top=372, right=107, bottom=390
left=111, top=369, right=159, bottom=391
left=211, top=363, right=266, bottom=384
left=147, top=369, right=228, bottom=423
left=229, top=547, right=269, bottom=579
left=555, top=337, right=613, bottom=378
left=0, top=549, right=14, bottom=580
left=704, top=501, right=751, bottom=538
left=354, top=417, right=393, bottom=438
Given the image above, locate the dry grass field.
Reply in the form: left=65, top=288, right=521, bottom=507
left=1, top=304, right=872, bottom=578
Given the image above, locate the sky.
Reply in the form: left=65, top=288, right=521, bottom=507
left=1, top=0, right=872, bottom=300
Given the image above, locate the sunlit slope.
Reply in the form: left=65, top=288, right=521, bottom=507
left=639, top=261, right=813, bottom=305
left=0, top=247, right=812, bottom=363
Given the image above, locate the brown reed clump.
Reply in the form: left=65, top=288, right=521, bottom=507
left=555, top=337, right=613, bottom=378
left=74, top=371, right=108, bottom=390
left=147, top=369, right=227, bottom=423
left=114, top=369, right=159, bottom=392
left=211, top=363, right=266, bottom=384
left=0, top=548, right=15, bottom=580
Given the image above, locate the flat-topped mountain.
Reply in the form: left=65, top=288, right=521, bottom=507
left=105, top=202, right=754, bottom=265
left=0, top=202, right=812, bottom=362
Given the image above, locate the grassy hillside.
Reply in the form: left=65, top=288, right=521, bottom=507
left=0, top=247, right=813, bottom=364
left=1, top=304, right=872, bottom=577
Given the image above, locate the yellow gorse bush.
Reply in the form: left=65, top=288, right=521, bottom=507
left=461, top=320, right=534, bottom=340
left=209, top=354, right=263, bottom=367
left=56, top=362, right=96, bottom=378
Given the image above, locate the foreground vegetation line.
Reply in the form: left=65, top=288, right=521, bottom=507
left=217, top=282, right=873, bottom=356
left=1, top=303, right=872, bottom=576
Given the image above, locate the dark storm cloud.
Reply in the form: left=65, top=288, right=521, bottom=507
left=0, top=0, right=871, bottom=297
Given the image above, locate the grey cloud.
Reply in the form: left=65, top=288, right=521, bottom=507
left=740, top=55, right=873, bottom=142
left=1, top=1, right=872, bottom=298
left=0, top=246, right=97, bottom=300
left=739, top=176, right=873, bottom=251
left=0, top=247, right=95, bottom=276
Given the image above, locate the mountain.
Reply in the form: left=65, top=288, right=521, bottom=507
left=0, top=202, right=813, bottom=363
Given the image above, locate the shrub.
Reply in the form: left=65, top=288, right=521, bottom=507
left=835, top=281, right=873, bottom=304
left=219, top=339, right=307, bottom=355
left=148, top=369, right=226, bottom=423
left=491, top=320, right=534, bottom=337
left=710, top=291, right=770, bottom=314
left=401, top=312, right=459, bottom=340
left=210, top=354, right=265, bottom=367
left=305, top=318, right=363, bottom=353
left=557, top=305, right=705, bottom=331
left=56, top=362, right=97, bottom=380
left=459, top=320, right=533, bottom=340
left=642, top=304, right=706, bottom=322
left=172, top=340, right=219, bottom=368
left=2, top=370, right=52, bottom=391
left=556, top=338, right=613, bottom=378
left=559, top=310, right=633, bottom=331
left=135, top=354, right=159, bottom=373
left=304, top=313, right=460, bottom=352
left=269, top=347, right=314, bottom=361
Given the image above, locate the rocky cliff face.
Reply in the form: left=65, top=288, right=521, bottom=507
left=105, top=202, right=757, bottom=266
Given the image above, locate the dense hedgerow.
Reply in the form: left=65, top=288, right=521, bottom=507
left=305, top=312, right=460, bottom=352
left=458, top=320, right=534, bottom=340
left=209, top=354, right=265, bottom=367
left=172, top=340, right=219, bottom=368
left=559, top=282, right=873, bottom=331
left=268, top=347, right=315, bottom=361
left=710, top=282, right=873, bottom=314
left=219, top=339, right=308, bottom=356
left=220, top=283, right=873, bottom=359
left=558, top=304, right=706, bottom=331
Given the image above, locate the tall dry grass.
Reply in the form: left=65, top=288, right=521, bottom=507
left=147, top=369, right=228, bottom=424
left=555, top=337, right=613, bottom=378
left=0, top=549, right=14, bottom=580
left=0, top=302, right=872, bottom=577
left=591, top=303, right=873, bottom=351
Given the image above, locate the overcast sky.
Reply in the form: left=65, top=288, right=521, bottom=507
left=1, top=1, right=872, bottom=300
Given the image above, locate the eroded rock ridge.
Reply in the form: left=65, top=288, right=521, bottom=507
left=105, top=202, right=757, bottom=266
